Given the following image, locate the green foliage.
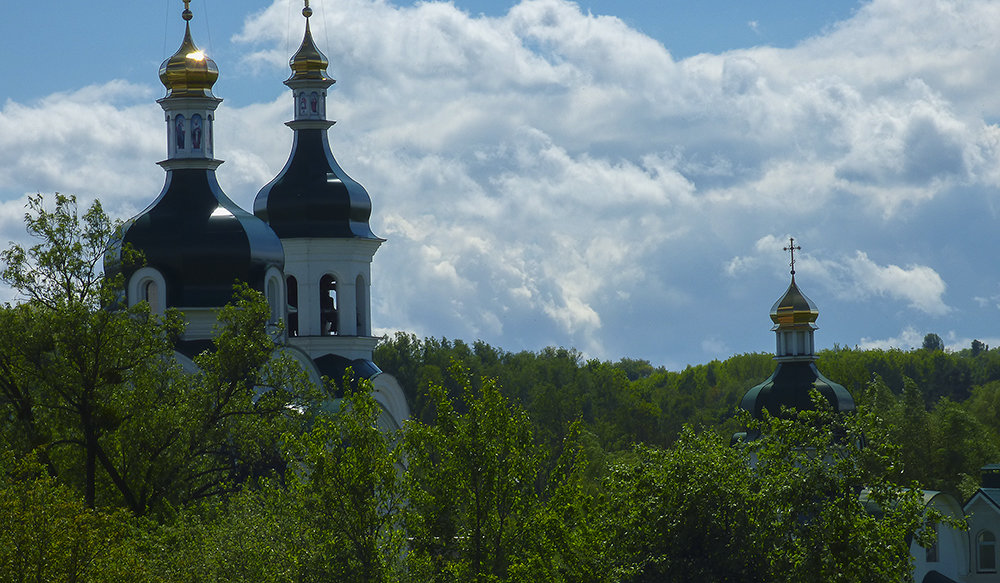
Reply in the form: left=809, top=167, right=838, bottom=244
left=1, top=193, right=130, bottom=310
left=922, top=333, right=945, bottom=352
left=750, top=396, right=928, bottom=583
left=0, top=451, right=151, bottom=583
left=0, top=195, right=314, bottom=515
left=287, top=380, right=406, bottom=582
left=604, top=430, right=762, bottom=582
left=604, top=392, right=939, bottom=583
left=403, top=363, right=597, bottom=583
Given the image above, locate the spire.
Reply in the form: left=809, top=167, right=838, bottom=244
left=254, top=0, right=379, bottom=240
left=770, top=238, right=818, bottom=340
left=103, top=0, right=284, bottom=323
left=287, top=1, right=334, bottom=85
left=159, top=1, right=219, bottom=99
left=735, top=238, right=855, bottom=424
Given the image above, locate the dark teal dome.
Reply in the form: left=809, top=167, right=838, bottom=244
left=254, top=129, right=378, bottom=240
left=740, top=361, right=855, bottom=419
left=108, top=168, right=284, bottom=307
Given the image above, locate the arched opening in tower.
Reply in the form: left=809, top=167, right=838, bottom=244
left=320, top=274, right=338, bottom=335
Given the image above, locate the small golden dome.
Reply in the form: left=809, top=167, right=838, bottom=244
left=770, top=276, right=819, bottom=329
left=159, top=7, right=219, bottom=99
left=287, top=3, right=333, bottom=84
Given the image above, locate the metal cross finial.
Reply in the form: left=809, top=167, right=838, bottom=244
left=783, top=237, right=802, bottom=276
left=303, top=0, right=313, bottom=18
left=182, top=0, right=193, bottom=21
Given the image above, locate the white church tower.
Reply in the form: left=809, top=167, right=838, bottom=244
left=107, top=1, right=285, bottom=340
left=254, top=2, right=384, bottom=363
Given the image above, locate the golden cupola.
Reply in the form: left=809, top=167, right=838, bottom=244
left=768, top=238, right=819, bottom=360
left=287, top=1, right=334, bottom=84
left=735, top=237, right=855, bottom=428
left=769, top=276, right=819, bottom=331
left=159, top=2, right=219, bottom=99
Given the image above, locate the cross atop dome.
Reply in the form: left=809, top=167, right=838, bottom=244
left=783, top=236, right=801, bottom=277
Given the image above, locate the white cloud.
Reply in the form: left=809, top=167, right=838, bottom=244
left=840, top=251, right=949, bottom=316
left=729, top=240, right=948, bottom=316
left=7, top=0, right=1000, bottom=366
left=857, top=326, right=926, bottom=351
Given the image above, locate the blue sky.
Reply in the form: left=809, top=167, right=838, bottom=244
left=3, top=0, right=1000, bottom=369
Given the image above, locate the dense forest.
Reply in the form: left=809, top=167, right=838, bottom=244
left=0, top=195, right=993, bottom=582
left=376, top=332, right=1000, bottom=498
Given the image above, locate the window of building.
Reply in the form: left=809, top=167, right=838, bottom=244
left=129, top=267, right=166, bottom=316
left=143, top=279, right=161, bottom=315
left=266, top=276, right=281, bottom=325
left=979, top=530, right=997, bottom=572
left=320, top=274, right=338, bottom=335
left=925, top=523, right=938, bottom=563
left=355, top=274, right=365, bottom=336
left=286, top=275, right=298, bottom=337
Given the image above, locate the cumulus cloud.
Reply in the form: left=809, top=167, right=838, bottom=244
left=857, top=326, right=927, bottom=351
left=839, top=251, right=950, bottom=316
left=728, top=238, right=949, bottom=317
left=6, top=0, right=1000, bottom=366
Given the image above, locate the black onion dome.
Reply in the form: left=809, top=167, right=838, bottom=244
left=254, top=129, right=378, bottom=239
left=110, top=169, right=284, bottom=307
left=740, top=361, right=855, bottom=419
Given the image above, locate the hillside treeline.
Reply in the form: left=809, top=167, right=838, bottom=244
left=376, top=332, right=1000, bottom=496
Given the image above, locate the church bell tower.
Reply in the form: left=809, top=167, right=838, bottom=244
left=106, top=1, right=285, bottom=339
left=254, top=1, right=384, bottom=361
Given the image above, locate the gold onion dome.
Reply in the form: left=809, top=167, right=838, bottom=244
left=770, top=276, right=819, bottom=329
left=159, top=5, right=219, bottom=98
left=288, top=2, right=333, bottom=83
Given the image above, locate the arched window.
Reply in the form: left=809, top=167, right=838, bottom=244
left=128, top=267, right=166, bottom=316
left=286, top=275, right=299, bottom=337
left=925, top=523, right=938, bottom=562
left=979, top=530, right=997, bottom=572
left=266, top=276, right=280, bottom=325
left=144, top=280, right=161, bottom=315
left=355, top=274, right=366, bottom=336
left=319, top=274, right=338, bottom=335
left=207, top=114, right=214, bottom=156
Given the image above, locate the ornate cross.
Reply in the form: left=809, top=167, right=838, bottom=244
left=783, top=237, right=801, bottom=276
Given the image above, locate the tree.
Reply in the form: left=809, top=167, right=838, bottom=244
left=286, top=380, right=407, bottom=582
left=604, top=430, right=764, bottom=582
left=0, top=450, right=151, bottom=583
left=922, top=333, right=944, bottom=352
left=403, top=363, right=595, bottom=582
left=0, top=194, right=314, bottom=514
left=603, top=389, right=943, bottom=583
left=0, top=193, right=183, bottom=509
left=750, top=396, right=934, bottom=583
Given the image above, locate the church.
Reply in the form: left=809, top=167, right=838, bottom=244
left=104, top=1, right=409, bottom=430
left=737, top=240, right=1000, bottom=583
left=93, top=2, right=1000, bottom=580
